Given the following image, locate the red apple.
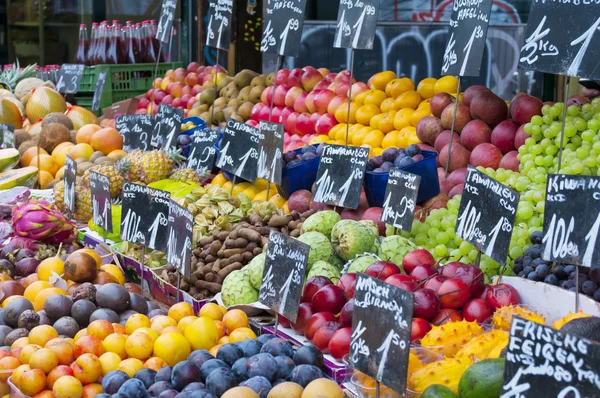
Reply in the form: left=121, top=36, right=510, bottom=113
left=291, top=302, right=315, bottom=334
left=440, top=262, right=484, bottom=298
left=431, top=309, right=463, bottom=326
left=161, top=94, right=174, bottom=105
left=413, top=289, right=440, bottom=321
left=365, top=261, right=401, bottom=280
left=251, top=103, right=265, bottom=121
left=360, top=207, right=385, bottom=236
left=305, top=312, right=337, bottom=341
left=172, top=98, right=183, bottom=107
left=411, top=318, right=432, bottom=342
left=311, top=285, right=347, bottom=314
left=402, top=249, right=435, bottom=274
left=438, top=142, right=470, bottom=172
left=417, top=116, right=445, bottom=146
left=308, top=113, right=321, bottom=134
left=441, top=103, right=471, bottom=133
left=460, top=119, right=492, bottom=151
left=463, top=85, right=489, bottom=107
left=338, top=299, right=354, bottom=328
left=302, top=276, right=333, bottom=303
left=491, top=119, right=519, bottom=154
left=438, top=278, right=471, bottom=309
left=328, top=327, right=351, bottom=360
left=462, top=298, right=493, bottom=323
left=337, top=273, right=357, bottom=299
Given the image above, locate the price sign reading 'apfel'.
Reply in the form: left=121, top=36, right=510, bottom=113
left=455, top=167, right=519, bottom=265
left=257, top=121, right=284, bottom=185
left=381, top=169, right=421, bottom=232
left=63, top=155, right=77, bottom=213
left=92, top=69, right=108, bottom=111
left=152, top=104, right=183, bottom=150
left=261, top=0, right=307, bottom=57
left=167, top=200, right=194, bottom=279
left=441, top=0, right=493, bottom=77
left=313, top=145, right=368, bottom=209
left=259, top=231, right=310, bottom=322
left=351, top=274, right=413, bottom=395
left=502, top=317, right=600, bottom=397
left=116, top=114, right=153, bottom=152
left=519, top=1, right=600, bottom=80
left=216, top=119, right=260, bottom=182
left=156, top=0, right=177, bottom=44
left=56, top=64, right=84, bottom=94
left=206, top=0, right=233, bottom=51
left=334, top=0, right=380, bottom=50
left=187, top=129, right=219, bottom=174
left=120, top=183, right=170, bottom=252
left=541, top=174, right=600, bottom=268
left=89, top=171, right=112, bottom=233
left=0, top=123, right=14, bottom=149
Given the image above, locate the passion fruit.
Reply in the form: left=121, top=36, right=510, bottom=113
left=44, top=294, right=73, bottom=322
left=90, top=308, right=119, bottom=324
left=96, top=284, right=130, bottom=313
left=4, top=297, right=34, bottom=328
left=71, top=299, right=96, bottom=327
left=128, top=293, right=148, bottom=315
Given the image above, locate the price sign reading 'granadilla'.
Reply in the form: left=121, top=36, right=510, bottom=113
left=89, top=171, right=112, bottom=233
left=63, top=155, right=77, bottom=213
left=216, top=119, right=260, bottom=182
left=121, top=183, right=170, bottom=252
left=167, top=200, right=193, bottom=279
left=152, top=104, right=183, bottom=150
left=116, top=115, right=153, bottom=152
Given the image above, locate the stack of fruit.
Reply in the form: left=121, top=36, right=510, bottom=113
left=210, top=174, right=288, bottom=209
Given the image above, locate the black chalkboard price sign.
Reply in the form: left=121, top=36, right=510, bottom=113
left=541, top=174, right=600, bottom=268
left=89, top=171, right=112, bottom=233
left=116, top=115, right=153, bottom=152
left=187, top=129, right=219, bottom=174
left=351, top=274, right=413, bottom=394
left=334, top=0, right=381, bottom=50
left=519, top=1, right=600, bottom=80
left=156, top=0, right=177, bottom=44
left=56, top=64, right=85, bottom=94
left=441, top=0, right=493, bottom=76
left=502, top=317, right=600, bottom=397
left=120, top=182, right=170, bottom=252
left=152, top=104, right=183, bottom=150
left=257, top=121, right=284, bottom=185
left=260, top=0, right=307, bottom=57
left=91, top=69, right=108, bottom=111
left=0, top=123, right=14, bottom=149
left=455, top=167, right=519, bottom=265
left=206, top=0, right=233, bottom=51
left=258, top=230, right=310, bottom=323
left=63, top=155, right=77, bottom=213
left=167, top=200, right=193, bottom=279
left=216, top=119, right=260, bottom=182
left=381, top=169, right=421, bottom=232
left=313, top=144, right=369, bottom=209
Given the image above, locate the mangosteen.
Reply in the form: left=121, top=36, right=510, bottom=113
left=71, top=299, right=96, bottom=327
left=72, top=282, right=97, bottom=303
left=96, top=284, right=130, bottom=313
left=44, top=294, right=73, bottom=322
left=17, top=310, right=39, bottom=330
left=0, top=260, right=14, bottom=277
left=90, top=308, right=119, bottom=323
left=14, top=258, right=39, bottom=277
left=4, top=298, right=34, bottom=328
left=14, top=249, right=34, bottom=262
left=0, top=244, right=19, bottom=259
left=37, top=310, right=52, bottom=325
left=4, top=328, right=28, bottom=346
left=128, top=293, right=148, bottom=315
left=53, top=316, right=80, bottom=338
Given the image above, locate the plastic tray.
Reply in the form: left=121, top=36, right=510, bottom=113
left=277, top=145, right=320, bottom=199
left=363, top=150, right=439, bottom=207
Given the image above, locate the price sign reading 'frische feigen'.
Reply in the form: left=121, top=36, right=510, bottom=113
left=56, top=64, right=84, bottom=94
left=334, top=0, right=380, bottom=50
left=206, top=0, right=233, bottom=51
left=313, top=145, right=368, bottom=209
left=216, top=119, right=260, bottom=182
left=260, top=0, right=307, bottom=57
left=152, top=104, right=183, bottom=151
left=187, top=129, right=219, bottom=174
left=167, top=200, right=193, bottom=279
left=441, top=0, right=493, bottom=77
left=455, top=167, right=519, bottom=265
left=0, top=123, right=14, bottom=149
left=381, top=169, right=420, bottom=232
left=351, top=274, right=413, bottom=395
left=89, top=171, right=112, bottom=233
left=91, top=69, right=108, bottom=111
left=541, top=174, right=600, bottom=268
left=156, top=0, right=177, bottom=44
left=258, top=230, right=310, bottom=323
left=63, top=155, right=77, bottom=213
left=257, top=121, right=284, bottom=185
left=116, top=115, right=153, bottom=152
left=519, top=1, right=600, bottom=80
left=120, top=182, right=170, bottom=252
left=502, top=317, right=600, bottom=397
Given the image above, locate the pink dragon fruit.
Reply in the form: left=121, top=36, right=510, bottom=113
left=11, top=200, right=67, bottom=241
left=44, top=223, right=78, bottom=245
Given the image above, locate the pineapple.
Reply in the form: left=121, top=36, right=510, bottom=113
left=81, top=164, right=124, bottom=197
left=420, top=320, right=484, bottom=358
left=493, top=305, right=546, bottom=331
left=53, top=180, right=66, bottom=212
left=408, top=357, right=472, bottom=394
left=553, top=311, right=591, bottom=330
left=119, top=149, right=183, bottom=185
left=455, top=330, right=509, bottom=360
left=74, top=183, right=92, bottom=223
left=169, top=167, right=204, bottom=185
left=118, top=149, right=144, bottom=183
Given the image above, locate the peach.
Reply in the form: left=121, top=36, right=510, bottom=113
left=82, top=383, right=103, bottom=398
left=470, top=143, right=503, bottom=169
left=117, top=358, right=144, bottom=378
left=18, top=368, right=46, bottom=396
left=71, top=353, right=102, bottom=385
left=491, top=119, right=519, bottom=154
left=52, top=375, right=83, bottom=398
left=441, top=103, right=471, bottom=133
left=20, top=344, right=43, bottom=364
left=144, top=357, right=167, bottom=372
left=438, top=142, right=471, bottom=172
left=434, top=130, right=459, bottom=153
left=46, top=365, right=74, bottom=389
left=28, top=348, right=58, bottom=374
left=99, top=352, right=122, bottom=375
left=500, top=151, right=519, bottom=171
left=430, top=93, right=454, bottom=117
left=102, top=333, right=127, bottom=360
left=460, top=119, right=492, bottom=151
left=125, top=332, right=153, bottom=360
left=74, top=336, right=105, bottom=358
left=87, top=320, right=114, bottom=341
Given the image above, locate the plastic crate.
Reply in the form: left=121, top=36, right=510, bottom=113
left=74, top=62, right=182, bottom=114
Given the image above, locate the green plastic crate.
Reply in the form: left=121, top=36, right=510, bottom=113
left=74, top=62, right=183, bottom=115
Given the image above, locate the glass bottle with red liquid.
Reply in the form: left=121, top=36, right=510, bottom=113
left=95, top=21, right=109, bottom=64
left=74, top=24, right=89, bottom=65
left=125, top=23, right=140, bottom=64
left=150, top=20, right=165, bottom=62
left=142, top=21, right=157, bottom=63
left=106, top=26, right=119, bottom=64
left=87, top=23, right=98, bottom=66
left=134, top=23, right=146, bottom=63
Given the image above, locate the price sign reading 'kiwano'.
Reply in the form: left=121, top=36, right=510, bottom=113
left=334, top=0, right=380, bottom=50
left=261, top=0, right=307, bottom=57
left=206, top=0, right=233, bottom=51
left=216, top=119, right=260, bottom=183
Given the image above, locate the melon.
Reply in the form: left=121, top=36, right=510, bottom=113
left=0, top=98, right=23, bottom=129
left=0, top=167, right=38, bottom=189
left=14, top=78, right=46, bottom=100
left=25, top=87, right=67, bottom=123
left=0, top=149, right=20, bottom=172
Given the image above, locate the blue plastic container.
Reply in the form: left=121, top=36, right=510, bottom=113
left=179, top=117, right=207, bottom=158
left=363, top=150, right=440, bottom=207
left=277, top=145, right=321, bottom=199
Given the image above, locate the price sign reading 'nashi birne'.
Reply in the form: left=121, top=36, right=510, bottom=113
left=455, top=167, right=519, bottom=265
left=261, top=0, right=307, bottom=57
left=90, top=171, right=112, bottom=233
left=120, top=183, right=170, bottom=252
left=116, top=114, right=153, bottom=152
left=334, top=0, right=380, bottom=50
left=167, top=200, right=194, bottom=279
left=381, top=169, right=420, bottom=232
left=216, top=119, right=260, bottom=183
left=350, top=274, right=413, bottom=395
left=206, top=0, right=233, bottom=51
left=501, top=317, right=600, bottom=397
left=313, top=144, right=368, bottom=209
left=187, top=129, right=219, bottom=174
left=541, top=174, right=600, bottom=268
left=518, top=0, right=600, bottom=80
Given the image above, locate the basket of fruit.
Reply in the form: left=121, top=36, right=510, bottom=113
left=278, top=144, right=321, bottom=199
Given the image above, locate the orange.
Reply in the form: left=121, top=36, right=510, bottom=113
left=168, top=303, right=194, bottom=323
left=222, top=310, right=249, bottom=334
left=363, top=129, right=384, bottom=149
left=76, top=124, right=102, bottom=144
left=29, top=154, right=58, bottom=176
left=21, top=147, right=47, bottom=168
left=228, top=327, right=257, bottom=343
left=395, top=91, right=422, bottom=110
left=393, top=108, right=415, bottom=131
left=352, top=126, right=372, bottom=146
left=419, top=98, right=431, bottom=109
left=355, top=104, right=380, bottom=126
left=417, top=77, right=437, bottom=99
left=386, top=77, right=415, bottom=98
left=405, top=132, right=421, bottom=145
left=38, top=171, right=54, bottom=188
left=381, top=131, right=400, bottom=149
left=378, top=111, right=397, bottom=133
left=369, top=71, right=397, bottom=90
left=400, top=126, right=418, bottom=143
left=410, top=106, right=432, bottom=127
left=370, top=113, right=386, bottom=130
left=334, top=102, right=358, bottom=124
left=380, top=97, right=398, bottom=113
left=89, top=128, right=123, bottom=155
left=199, top=303, right=225, bottom=321
left=153, top=332, right=191, bottom=367
left=434, top=75, right=459, bottom=95
left=353, top=90, right=370, bottom=105
left=363, top=90, right=387, bottom=107
left=67, top=143, right=94, bottom=161
left=335, top=124, right=359, bottom=142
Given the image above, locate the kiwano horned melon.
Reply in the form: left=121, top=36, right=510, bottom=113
left=455, top=330, right=508, bottom=360
left=25, top=87, right=67, bottom=123
left=408, top=357, right=472, bottom=394
left=420, top=320, right=483, bottom=358
left=553, top=310, right=591, bottom=330
left=492, top=305, right=546, bottom=331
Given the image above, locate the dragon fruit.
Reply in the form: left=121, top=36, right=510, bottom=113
left=11, top=200, right=67, bottom=241
left=44, top=223, right=78, bottom=245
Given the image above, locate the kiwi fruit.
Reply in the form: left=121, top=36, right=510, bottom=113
left=42, top=113, right=74, bottom=130
left=18, top=137, right=40, bottom=156
left=89, top=151, right=105, bottom=163
left=14, top=130, right=31, bottom=147
left=39, top=123, right=71, bottom=153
